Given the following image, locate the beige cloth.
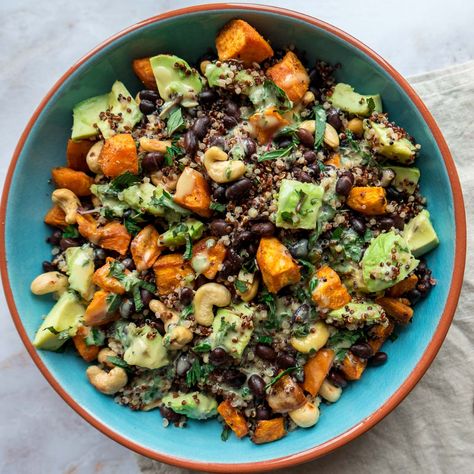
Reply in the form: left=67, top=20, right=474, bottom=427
left=138, top=62, right=474, bottom=474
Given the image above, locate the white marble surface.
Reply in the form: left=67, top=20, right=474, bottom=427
left=0, top=1, right=473, bottom=473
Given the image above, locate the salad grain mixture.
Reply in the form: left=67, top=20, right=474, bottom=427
left=32, top=20, right=439, bottom=444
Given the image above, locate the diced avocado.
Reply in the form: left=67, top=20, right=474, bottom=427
left=276, top=179, right=324, bottom=230
left=364, top=120, right=416, bottom=164
left=329, top=83, right=382, bottom=117
left=97, top=81, right=143, bottom=139
left=362, top=231, right=419, bottom=292
left=205, top=62, right=231, bottom=88
left=150, top=55, right=203, bottom=107
left=90, top=184, right=128, bottom=217
left=161, top=391, right=217, bottom=420
left=403, top=210, right=439, bottom=257
left=209, top=303, right=254, bottom=359
left=204, top=62, right=255, bottom=92
left=159, top=218, right=205, bottom=247
left=65, top=245, right=95, bottom=301
left=33, top=292, right=85, bottom=351
left=71, top=94, right=109, bottom=140
left=341, top=263, right=370, bottom=294
left=248, top=80, right=292, bottom=111
left=385, top=166, right=420, bottom=194
left=123, top=323, right=169, bottom=370
left=326, top=302, right=386, bottom=328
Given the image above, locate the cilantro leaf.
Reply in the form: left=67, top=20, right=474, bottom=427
left=258, top=145, right=294, bottom=162
left=110, top=172, right=141, bottom=192
left=221, top=426, right=231, bottom=442
left=183, top=233, right=193, bottom=260
left=85, top=327, right=105, bottom=347
left=367, top=97, right=376, bottom=114
left=164, top=143, right=184, bottom=166
left=106, top=293, right=122, bottom=313
left=193, top=342, right=211, bottom=353
left=234, top=279, right=248, bottom=293
left=166, top=107, right=185, bottom=136
left=209, top=202, right=226, bottom=213
left=258, top=335, right=272, bottom=345
left=62, top=225, right=79, bottom=239
left=106, top=356, right=130, bottom=370
left=180, top=304, right=194, bottom=319
left=265, top=367, right=298, bottom=391
left=314, top=105, right=326, bottom=150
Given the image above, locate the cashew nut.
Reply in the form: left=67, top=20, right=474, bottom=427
left=86, top=141, right=103, bottom=174
left=163, top=326, right=193, bottom=350
left=347, top=118, right=364, bottom=137
left=139, top=137, right=172, bottom=153
left=319, top=378, right=342, bottom=403
left=98, top=348, right=118, bottom=368
left=30, top=271, right=68, bottom=295
left=193, top=283, right=231, bottom=326
left=289, top=401, right=320, bottom=428
left=299, top=120, right=315, bottom=134
left=301, top=91, right=315, bottom=106
left=203, top=146, right=246, bottom=184
left=235, top=271, right=259, bottom=302
left=290, top=320, right=330, bottom=353
left=150, top=170, right=178, bottom=192
left=149, top=299, right=179, bottom=330
left=52, top=188, right=81, bottom=224
left=324, top=123, right=340, bottom=149
left=86, top=365, right=128, bottom=395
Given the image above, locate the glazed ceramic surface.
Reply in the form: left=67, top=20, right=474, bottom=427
left=1, top=5, right=465, bottom=472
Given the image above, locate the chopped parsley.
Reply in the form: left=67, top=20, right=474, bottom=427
left=44, top=326, right=70, bottom=340
left=221, top=426, right=231, bottom=442
left=183, top=233, right=193, bottom=260
left=257, top=335, right=273, bottom=345
left=166, top=107, right=185, bottom=136
left=265, top=367, right=298, bottom=391
left=327, top=329, right=365, bottom=363
left=106, top=293, right=122, bottom=313
left=107, top=356, right=130, bottom=370
left=193, top=342, right=211, bottom=353
left=180, top=304, right=194, bottom=319
left=85, top=327, right=105, bottom=347
left=110, top=172, right=141, bottom=192
left=313, top=105, right=326, bottom=150
left=164, top=143, right=184, bottom=166
left=367, top=97, right=376, bottom=114
left=62, top=225, right=79, bottom=239
left=185, top=360, right=214, bottom=387
left=209, top=201, right=226, bottom=213
left=234, top=279, right=248, bottom=293
left=258, top=144, right=294, bottom=162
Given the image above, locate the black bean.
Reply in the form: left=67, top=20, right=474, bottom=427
left=223, top=369, right=246, bottom=388
left=292, top=304, right=311, bottom=324
left=288, top=239, right=309, bottom=259
left=255, top=343, right=276, bottom=361
left=225, top=178, right=252, bottom=201
left=247, top=242, right=258, bottom=257
left=211, top=186, right=226, bottom=203
left=59, top=238, right=79, bottom=251
left=46, top=230, right=62, bottom=245
left=255, top=406, right=272, bottom=420
left=160, top=406, right=181, bottom=423
left=378, top=216, right=396, bottom=231
left=297, top=128, right=315, bottom=147
left=183, top=130, right=198, bottom=155
left=209, top=347, right=229, bottom=366
left=223, top=115, right=238, bottom=129
left=192, top=116, right=211, bottom=140
left=42, top=261, right=56, bottom=272
left=369, top=351, right=388, bottom=366
left=248, top=374, right=266, bottom=398
left=326, top=108, right=342, bottom=131
left=155, top=319, right=166, bottom=336
left=307, top=163, right=321, bottom=178
left=328, top=370, right=348, bottom=388
left=352, top=217, right=366, bottom=235
left=418, top=260, right=427, bottom=272
left=179, top=287, right=194, bottom=306
left=121, top=257, right=135, bottom=270
left=303, top=150, right=317, bottom=164
left=218, top=249, right=242, bottom=278
left=210, top=219, right=232, bottom=236
left=209, top=135, right=227, bottom=150
left=276, top=353, right=296, bottom=369
left=119, top=299, right=134, bottom=318
left=392, top=215, right=405, bottom=230
left=194, top=274, right=208, bottom=289
left=198, top=89, right=217, bottom=104
left=94, top=248, right=106, bottom=261
left=406, top=289, right=421, bottom=305
left=139, top=99, right=156, bottom=115
left=142, top=152, right=164, bottom=172
left=139, top=90, right=159, bottom=102
left=140, top=289, right=154, bottom=307
left=293, top=168, right=312, bottom=183
left=309, top=68, right=320, bottom=86
left=233, top=230, right=255, bottom=247
left=386, top=186, right=402, bottom=201
left=251, top=222, right=275, bottom=237
left=335, top=175, right=353, bottom=196
left=351, top=342, right=374, bottom=359
left=224, top=101, right=240, bottom=118
left=277, top=138, right=292, bottom=149
left=243, top=138, right=256, bottom=157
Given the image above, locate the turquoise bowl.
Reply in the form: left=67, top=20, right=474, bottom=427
left=0, top=5, right=466, bottom=472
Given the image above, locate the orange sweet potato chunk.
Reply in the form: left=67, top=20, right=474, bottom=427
left=217, top=400, right=248, bottom=438
left=51, top=167, right=94, bottom=196
left=375, top=296, right=414, bottom=325
left=76, top=214, right=101, bottom=244
left=130, top=225, right=162, bottom=272
left=312, top=266, right=351, bottom=311
left=388, top=274, right=418, bottom=297
left=249, top=107, right=289, bottom=145
left=72, top=326, right=100, bottom=362
left=192, top=237, right=227, bottom=280
left=132, top=58, right=157, bottom=90
left=44, top=205, right=67, bottom=228
left=325, top=153, right=341, bottom=168
left=266, top=51, right=309, bottom=103
left=84, top=290, right=119, bottom=327
left=66, top=139, right=94, bottom=172
left=99, top=221, right=132, bottom=256
left=302, top=348, right=335, bottom=396
left=252, top=418, right=286, bottom=444
left=99, top=134, right=138, bottom=178
left=92, top=257, right=126, bottom=295
left=256, top=237, right=300, bottom=293
left=347, top=187, right=387, bottom=215
left=173, top=167, right=212, bottom=218
left=216, top=19, right=273, bottom=65
left=153, top=253, right=194, bottom=296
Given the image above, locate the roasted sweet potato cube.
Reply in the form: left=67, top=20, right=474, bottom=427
left=368, top=321, right=395, bottom=353
left=99, top=134, right=138, bottom=178
left=266, top=51, right=309, bottom=103
left=312, top=266, right=351, bottom=310
left=153, top=253, right=194, bottom=296
left=375, top=297, right=413, bottom=324
left=388, top=274, right=418, bottom=297
left=84, top=290, right=119, bottom=326
left=99, top=221, right=132, bottom=256
left=302, top=348, right=335, bottom=396
left=252, top=418, right=286, bottom=444
left=217, top=400, right=248, bottom=438
left=340, top=352, right=366, bottom=381
left=130, top=225, right=162, bottom=272
left=347, top=187, right=387, bottom=215
left=192, top=237, right=227, bottom=280
left=132, top=58, right=157, bottom=90
left=76, top=214, right=101, bottom=244
left=72, top=326, right=100, bottom=362
left=325, top=152, right=341, bottom=168
left=92, top=258, right=126, bottom=294
left=249, top=107, right=289, bottom=145
left=44, top=205, right=67, bottom=228
left=216, top=19, right=273, bottom=65
left=51, top=167, right=94, bottom=197
left=266, top=374, right=306, bottom=413
left=256, top=237, right=300, bottom=293
left=173, top=167, right=212, bottom=218
left=66, top=139, right=94, bottom=172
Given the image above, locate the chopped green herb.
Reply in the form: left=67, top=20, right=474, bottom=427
left=183, top=233, right=193, bottom=260
left=221, top=426, right=231, bottom=442
left=265, top=367, right=298, bottom=391
left=234, top=279, right=248, bottom=293
left=313, top=105, right=326, bottom=150
left=309, top=277, right=319, bottom=292
left=327, top=329, right=365, bottom=363
left=258, top=335, right=273, bottom=345
left=258, top=144, right=294, bottom=162
left=209, top=202, right=226, bottom=213
left=110, top=172, right=141, bottom=192
left=106, top=356, right=130, bottom=370
left=44, top=326, right=70, bottom=340
left=85, top=327, right=105, bottom=347
left=280, top=211, right=294, bottom=223
left=62, top=225, right=79, bottom=239
left=180, top=304, right=194, bottom=319
left=263, top=80, right=292, bottom=112
left=124, top=217, right=142, bottom=235
left=367, top=97, right=376, bottom=114
left=297, top=259, right=314, bottom=274
left=106, top=293, right=122, bottom=313
left=164, top=143, right=184, bottom=166
left=185, top=360, right=214, bottom=387
left=166, top=107, right=185, bottom=136
left=193, top=342, right=211, bottom=353
left=292, top=324, right=309, bottom=338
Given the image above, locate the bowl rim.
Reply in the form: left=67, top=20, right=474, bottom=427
left=0, top=3, right=466, bottom=472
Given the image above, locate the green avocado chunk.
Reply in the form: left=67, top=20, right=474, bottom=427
left=65, top=245, right=95, bottom=301
left=403, top=210, right=439, bottom=257
left=362, top=231, right=419, bottom=292
left=364, top=120, right=417, bottom=164
left=123, top=323, right=169, bottom=370
left=327, top=302, right=386, bottom=328
left=248, top=80, right=292, bottom=111
left=329, top=83, right=382, bottom=117
left=71, top=94, right=109, bottom=140
left=33, top=291, right=85, bottom=351
left=276, top=179, right=324, bottom=230
left=385, top=166, right=420, bottom=194
left=209, top=303, right=254, bottom=359
left=90, top=183, right=128, bottom=217
left=205, top=62, right=255, bottom=92
left=150, top=54, right=202, bottom=107
left=159, top=218, right=205, bottom=247
left=161, top=392, right=218, bottom=420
